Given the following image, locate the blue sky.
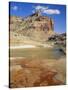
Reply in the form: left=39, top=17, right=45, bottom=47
left=9, top=2, right=66, bottom=33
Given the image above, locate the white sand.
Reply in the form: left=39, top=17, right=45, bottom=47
left=10, top=43, right=53, bottom=50
left=43, top=44, right=52, bottom=48
left=10, top=57, right=25, bottom=60
left=10, top=45, right=36, bottom=49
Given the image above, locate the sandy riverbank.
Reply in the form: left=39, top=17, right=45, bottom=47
left=10, top=44, right=52, bottom=49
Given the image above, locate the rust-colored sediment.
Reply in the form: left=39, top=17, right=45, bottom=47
left=9, top=59, right=65, bottom=88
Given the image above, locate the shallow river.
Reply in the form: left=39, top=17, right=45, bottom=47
left=10, top=47, right=65, bottom=60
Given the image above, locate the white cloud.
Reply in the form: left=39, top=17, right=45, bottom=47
left=35, top=5, right=60, bottom=15
left=11, top=6, right=18, bottom=11
left=35, top=5, right=48, bottom=11
left=43, top=9, right=60, bottom=14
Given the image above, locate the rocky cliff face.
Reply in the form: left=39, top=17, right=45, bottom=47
left=10, top=12, right=54, bottom=42
left=24, top=12, right=54, bottom=32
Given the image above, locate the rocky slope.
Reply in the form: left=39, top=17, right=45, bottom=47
left=9, top=12, right=55, bottom=44
left=48, top=33, right=66, bottom=54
